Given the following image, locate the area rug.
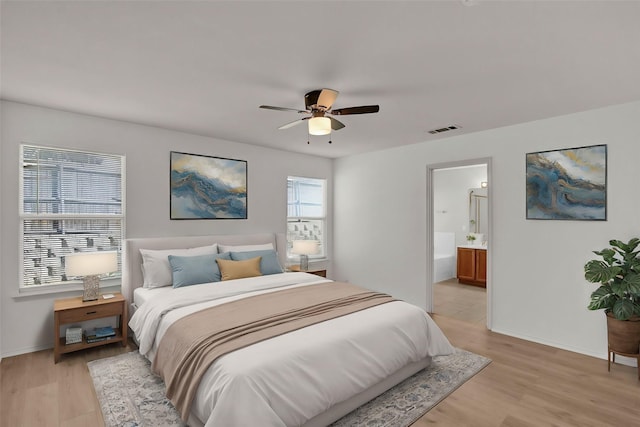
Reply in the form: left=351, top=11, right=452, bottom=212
left=88, top=348, right=490, bottom=427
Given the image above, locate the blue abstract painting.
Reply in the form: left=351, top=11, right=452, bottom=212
left=526, top=145, right=606, bottom=220
left=170, top=152, right=247, bottom=219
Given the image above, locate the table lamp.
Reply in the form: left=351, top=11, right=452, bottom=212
left=65, top=251, right=118, bottom=301
left=291, top=240, right=319, bottom=272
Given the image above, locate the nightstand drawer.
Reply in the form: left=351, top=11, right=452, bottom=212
left=57, top=301, right=122, bottom=323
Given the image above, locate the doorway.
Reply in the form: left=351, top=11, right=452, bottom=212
left=426, top=158, right=492, bottom=328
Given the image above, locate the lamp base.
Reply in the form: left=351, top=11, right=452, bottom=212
left=83, top=275, right=100, bottom=302
left=299, top=254, right=309, bottom=272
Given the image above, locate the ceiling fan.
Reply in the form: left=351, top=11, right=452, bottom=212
left=260, top=89, right=379, bottom=140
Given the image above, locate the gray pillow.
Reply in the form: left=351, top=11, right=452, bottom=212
left=230, top=249, right=284, bottom=275
left=168, top=252, right=231, bottom=288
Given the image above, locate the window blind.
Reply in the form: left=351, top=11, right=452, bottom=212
left=20, top=145, right=125, bottom=287
left=287, top=176, right=326, bottom=258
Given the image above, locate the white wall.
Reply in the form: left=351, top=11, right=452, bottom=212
left=334, top=100, right=640, bottom=361
left=0, top=102, right=3, bottom=362
left=0, top=101, right=333, bottom=357
left=434, top=165, right=487, bottom=247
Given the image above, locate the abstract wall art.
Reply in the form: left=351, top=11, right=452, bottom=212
left=526, top=144, right=607, bottom=220
left=170, top=151, right=247, bottom=219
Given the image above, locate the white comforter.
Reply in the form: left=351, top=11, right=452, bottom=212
left=129, top=273, right=454, bottom=427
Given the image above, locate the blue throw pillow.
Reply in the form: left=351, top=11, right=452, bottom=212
left=230, top=249, right=284, bottom=275
left=168, top=252, right=231, bottom=288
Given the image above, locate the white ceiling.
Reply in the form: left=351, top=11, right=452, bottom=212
left=2, top=1, right=640, bottom=159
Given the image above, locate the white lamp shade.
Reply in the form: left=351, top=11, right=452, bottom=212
left=66, top=251, right=118, bottom=276
left=291, top=240, right=319, bottom=255
left=308, top=117, right=331, bottom=136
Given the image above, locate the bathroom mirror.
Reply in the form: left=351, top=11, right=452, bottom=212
left=468, top=187, right=488, bottom=241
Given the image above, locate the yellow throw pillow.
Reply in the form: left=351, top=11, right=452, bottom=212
left=216, top=256, right=262, bottom=281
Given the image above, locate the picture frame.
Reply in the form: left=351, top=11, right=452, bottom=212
left=526, top=144, right=607, bottom=221
left=170, top=151, right=247, bottom=220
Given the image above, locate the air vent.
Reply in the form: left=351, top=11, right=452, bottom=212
left=428, top=125, right=461, bottom=135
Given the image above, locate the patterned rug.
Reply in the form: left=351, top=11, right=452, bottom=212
left=88, top=348, right=490, bottom=427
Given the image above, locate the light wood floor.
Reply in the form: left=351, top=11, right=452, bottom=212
left=0, top=342, right=137, bottom=427
left=418, top=315, right=640, bottom=426
left=433, top=278, right=487, bottom=325
left=1, top=317, right=638, bottom=427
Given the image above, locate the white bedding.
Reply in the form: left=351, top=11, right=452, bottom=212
left=133, top=286, right=173, bottom=307
left=129, top=272, right=454, bottom=427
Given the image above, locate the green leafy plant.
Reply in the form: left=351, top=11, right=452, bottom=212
left=584, top=238, right=640, bottom=320
left=466, top=234, right=476, bottom=243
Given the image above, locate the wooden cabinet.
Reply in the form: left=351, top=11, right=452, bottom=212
left=53, top=293, right=127, bottom=363
left=457, top=247, right=487, bottom=287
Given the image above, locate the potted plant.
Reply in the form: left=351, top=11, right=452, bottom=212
left=466, top=234, right=476, bottom=244
left=584, top=238, right=640, bottom=355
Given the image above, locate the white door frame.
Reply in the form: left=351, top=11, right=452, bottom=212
left=426, top=157, right=493, bottom=329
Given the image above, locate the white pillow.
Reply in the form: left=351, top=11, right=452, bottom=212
left=140, top=244, right=218, bottom=288
left=218, top=243, right=273, bottom=253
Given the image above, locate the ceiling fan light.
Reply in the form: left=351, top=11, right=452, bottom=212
left=308, top=117, right=331, bottom=135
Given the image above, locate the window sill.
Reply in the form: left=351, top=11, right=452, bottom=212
left=14, top=278, right=121, bottom=299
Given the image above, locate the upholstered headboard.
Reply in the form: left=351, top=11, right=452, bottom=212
left=122, top=233, right=286, bottom=305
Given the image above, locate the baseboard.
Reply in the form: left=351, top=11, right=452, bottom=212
left=490, top=327, right=638, bottom=368
left=1, top=343, right=52, bottom=359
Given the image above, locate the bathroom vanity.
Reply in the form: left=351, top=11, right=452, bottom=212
left=456, top=246, right=487, bottom=287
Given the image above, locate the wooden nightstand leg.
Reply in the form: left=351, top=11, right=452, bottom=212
left=54, top=312, right=60, bottom=364
left=121, top=302, right=128, bottom=347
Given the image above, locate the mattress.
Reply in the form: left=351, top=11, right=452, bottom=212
left=130, top=272, right=454, bottom=427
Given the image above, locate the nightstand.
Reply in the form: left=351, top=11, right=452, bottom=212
left=288, top=265, right=327, bottom=278
left=53, top=292, right=127, bottom=363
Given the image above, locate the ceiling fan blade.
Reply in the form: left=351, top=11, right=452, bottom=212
left=260, top=105, right=307, bottom=113
left=304, top=89, right=339, bottom=110
left=278, top=117, right=310, bottom=130
left=329, top=117, right=346, bottom=131
left=316, top=89, right=339, bottom=109
left=330, top=105, right=380, bottom=115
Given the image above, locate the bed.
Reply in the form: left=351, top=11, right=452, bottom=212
left=123, top=233, right=454, bottom=427
left=434, top=231, right=456, bottom=283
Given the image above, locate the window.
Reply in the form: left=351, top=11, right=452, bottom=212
left=20, top=144, right=125, bottom=289
left=287, top=176, right=326, bottom=259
